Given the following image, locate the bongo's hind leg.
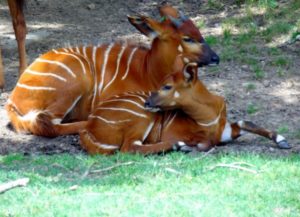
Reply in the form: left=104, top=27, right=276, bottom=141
left=228, top=120, right=291, bottom=149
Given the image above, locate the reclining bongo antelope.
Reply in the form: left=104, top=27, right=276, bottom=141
left=79, top=57, right=290, bottom=155
left=6, top=4, right=219, bottom=137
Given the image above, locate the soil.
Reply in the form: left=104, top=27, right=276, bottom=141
left=0, top=0, right=299, bottom=156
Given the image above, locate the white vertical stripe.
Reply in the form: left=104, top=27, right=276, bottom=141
left=63, top=95, right=82, bottom=119
left=165, top=112, right=177, bottom=130
left=123, top=93, right=146, bottom=102
left=36, top=58, right=76, bottom=78
left=103, top=44, right=126, bottom=91
left=52, top=50, right=87, bottom=75
left=91, top=46, right=100, bottom=110
left=121, top=47, right=138, bottom=80
left=90, top=115, right=131, bottom=124
left=62, top=48, right=69, bottom=52
left=75, top=47, right=80, bottom=53
left=83, top=46, right=87, bottom=58
left=102, top=98, right=144, bottom=109
left=25, top=69, right=67, bottom=82
left=98, top=43, right=115, bottom=93
left=84, top=131, right=119, bottom=150
left=16, top=83, right=56, bottom=91
left=142, top=121, right=155, bottom=141
left=96, top=107, right=148, bottom=118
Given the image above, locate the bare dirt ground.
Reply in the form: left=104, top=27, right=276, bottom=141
left=0, top=0, right=299, bottom=156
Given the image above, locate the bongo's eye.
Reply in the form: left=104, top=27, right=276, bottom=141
left=161, top=85, right=172, bottom=91
left=183, top=37, right=196, bottom=43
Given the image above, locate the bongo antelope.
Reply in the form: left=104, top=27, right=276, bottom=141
left=79, top=58, right=290, bottom=155
left=145, top=63, right=291, bottom=152
left=6, top=4, right=219, bottom=137
left=0, top=0, right=27, bottom=88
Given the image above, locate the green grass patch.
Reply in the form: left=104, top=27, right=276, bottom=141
left=209, top=0, right=300, bottom=74
left=1, top=153, right=300, bottom=217
left=247, top=103, right=259, bottom=114
left=251, top=65, right=265, bottom=79
left=245, top=83, right=256, bottom=91
left=277, top=125, right=289, bottom=134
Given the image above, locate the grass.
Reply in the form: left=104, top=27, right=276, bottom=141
left=205, top=0, right=300, bottom=79
left=1, top=152, right=300, bottom=217
left=245, top=82, right=256, bottom=91
left=246, top=103, right=259, bottom=114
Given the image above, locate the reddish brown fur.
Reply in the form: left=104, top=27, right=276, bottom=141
left=7, top=5, right=219, bottom=137
left=80, top=56, right=289, bottom=155
left=146, top=61, right=290, bottom=151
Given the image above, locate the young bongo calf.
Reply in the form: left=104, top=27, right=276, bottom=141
left=80, top=60, right=290, bottom=155
left=145, top=63, right=291, bottom=151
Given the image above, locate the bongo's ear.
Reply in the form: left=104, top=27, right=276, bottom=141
left=127, top=15, right=165, bottom=39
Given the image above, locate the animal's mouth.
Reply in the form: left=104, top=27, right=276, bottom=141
left=144, top=104, right=161, bottom=112
left=144, top=101, right=161, bottom=112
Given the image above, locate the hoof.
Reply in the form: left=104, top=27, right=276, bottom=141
left=277, top=140, right=291, bottom=149
left=179, top=145, right=196, bottom=153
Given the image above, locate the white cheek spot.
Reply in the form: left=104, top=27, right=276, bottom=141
left=183, top=57, right=190, bottom=63
left=170, top=101, right=176, bottom=106
left=174, top=91, right=180, bottom=98
left=221, top=122, right=232, bottom=142
left=177, top=45, right=183, bottom=52
left=133, top=140, right=143, bottom=146
left=276, top=135, right=285, bottom=143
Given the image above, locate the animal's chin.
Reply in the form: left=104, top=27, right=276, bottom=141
left=144, top=106, right=161, bottom=113
left=198, top=61, right=219, bottom=67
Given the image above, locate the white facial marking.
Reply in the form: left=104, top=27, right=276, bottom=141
left=177, top=45, right=183, bottom=52
left=174, top=91, right=180, bottom=98
left=133, top=140, right=143, bottom=146
left=170, top=101, right=176, bottom=106
left=221, top=122, right=232, bottom=142
left=276, top=135, right=286, bottom=143
left=183, top=57, right=190, bottom=63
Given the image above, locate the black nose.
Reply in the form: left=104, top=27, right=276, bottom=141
left=144, top=101, right=151, bottom=108
left=211, top=54, right=220, bottom=64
